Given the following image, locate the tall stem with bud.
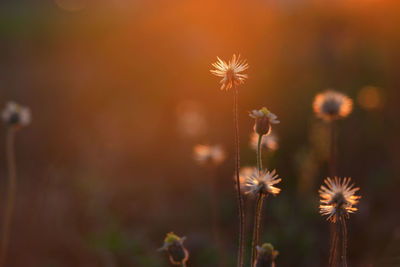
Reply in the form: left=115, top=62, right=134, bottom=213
left=233, top=86, right=245, bottom=267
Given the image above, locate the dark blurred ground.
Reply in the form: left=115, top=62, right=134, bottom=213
left=0, top=0, right=399, bottom=266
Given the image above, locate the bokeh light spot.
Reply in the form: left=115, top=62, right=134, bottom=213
left=357, top=86, right=384, bottom=110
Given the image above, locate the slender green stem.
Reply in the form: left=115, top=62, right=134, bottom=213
left=257, top=134, right=263, bottom=172
left=233, top=86, right=244, bottom=267
left=181, top=261, right=186, bottom=267
left=251, top=193, right=264, bottom=267
left=0, top=128, right=17, bottom=267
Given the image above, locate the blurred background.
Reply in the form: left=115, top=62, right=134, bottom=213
left=0, top=0, right=399, bottom=266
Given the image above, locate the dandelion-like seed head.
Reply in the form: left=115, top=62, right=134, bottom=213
left=313, top=90, right=353, bottom=121
left=159, top=232, right=189, bottom=266
left=249, top=107, right=280, bottom=136
left=244, top=168, right=282, bottom=196
left=2, top=101, right=31, bottom=128
left=193, top=144, right=226, bottom=166
left=210, top=54, right=249, bottom=91
left=250, top=132, right=279, bottom=151
left=319, top=177, right=361, bottom=223
left=254, top=243, right=279, bottom=267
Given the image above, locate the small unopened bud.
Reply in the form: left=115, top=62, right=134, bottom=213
left=254, top=243, right=279, bottom=267
left=159, top=232, right=189, bottom=266
left=249, top=107, right=279, bottom=136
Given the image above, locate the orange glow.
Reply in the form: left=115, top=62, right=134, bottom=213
left=357, top=86, right=384, bottom=110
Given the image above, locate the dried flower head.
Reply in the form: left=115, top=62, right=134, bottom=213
left=245, top=168, right=282, bottom=196
left=250, top=132, right=278, bottom=151
left=2, top=102, right=31, bottom=128
left=254, top=243, right=279, bottom=267
left=313, top=90, right=353, bottom=121
left=249, top=107, right=279, bottom=136
left=158, top=232, right=189, bottom=266
left=193, top=144, right=226, bottom=166
left=210, top=54, right=249, bottom=91
left=319, top=177, right=361, bottom=223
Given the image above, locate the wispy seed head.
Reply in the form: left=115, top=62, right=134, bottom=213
left=210, top=54, right=249, bottom=91
left=319, top=177, right=361, bottom=223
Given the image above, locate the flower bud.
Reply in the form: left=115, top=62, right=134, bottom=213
left=249, top=107, right=279, bottom=136
left=159, top=232, right=189, bottom=266
left=254, top=243, right=279, bottom=267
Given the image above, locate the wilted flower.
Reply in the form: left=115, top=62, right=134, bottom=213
left=193, top=144, right=226, bottom=166
left=250, top=132, right=278, bottom=151
left=313, top=90, right=353, bottom=121
left=244, top=168, right=282, bottom=196
left=210, top=54, right=249, bottom=91
left=249, top=107, right=279, bottom=136
left=254, top=243, right=279, bottom=267
left=159, top=232, right=189, bottom=266
left=2, top=102, right=31, bottom=128
left=319, top=177, right=361, bottom=223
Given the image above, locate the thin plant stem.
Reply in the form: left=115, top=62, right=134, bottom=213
left=0, top=128, right=17, bottom=267
left=251, top=133, right=265, bottom=266
left=257, top=134, right=263, bottom=172
left=329, top=121, right=337, bottom=178
left=340, top=218, right=348, bottom=267
left=181, top=261, right=186, bottom=267
left=233, top=85, right=245, bottom=267
left=328, top=121, right=337, bottom=267
left=251, top=193, right=264, bottom=267
left=329, top=222, right=339, bottom=267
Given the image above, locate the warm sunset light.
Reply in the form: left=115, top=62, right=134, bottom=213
left=0, top=0, right=399, bottom=266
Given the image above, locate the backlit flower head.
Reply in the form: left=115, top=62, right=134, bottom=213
left=313, top=90, right=353, bottom=121
left=210, top=54, right=249, bottom=91
left=319, top=177, right=361, bottom=223
left=249, top=107, right=279, bottom=136
left=2, top=101, right=31, bottom=128
left=193, top=144, right=226, bottom=166
left=250, top=132, right=278, bottom=151
left=244, top=168, right=282, bottom=196
left=158, top=232, right=189, bottom=266
left=254, top=243, right=279, bottom=267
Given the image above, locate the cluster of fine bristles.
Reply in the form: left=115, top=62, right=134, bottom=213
left=160, top=55, right=363, bottom=267
left=319, top=177, right=361, bottom=223
left=244, top=169, right=281, bottom=196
